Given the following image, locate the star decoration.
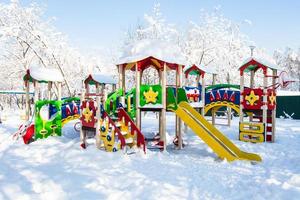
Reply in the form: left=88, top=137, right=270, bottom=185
left=269, top=92, right=276, bottom=106
left=245, top=90, right=259, bottom=106
left=83, top=107, right=93, bottom=123
left=143, top=87, right=159, bottom=104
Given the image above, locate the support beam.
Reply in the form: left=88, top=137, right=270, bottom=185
left=161, top=63, right=167, bottom=150
left=25, top=80, right=30, bottom=121
left=47, top=82, right=52, bottom=100
left=201, top=74, right=205, bottom=116
left=34, top=81, right=39, bottom=103
left=239, top=73, right=244, bottom=122
left=272, top=69, right=277, bottom=142
left=263, top=74, right=268, bottom=142
left=57, top=82, right=62, bottom=101
left=135, top=63, right=141, bottom=130
left=176, top=65, right=183, bottom=149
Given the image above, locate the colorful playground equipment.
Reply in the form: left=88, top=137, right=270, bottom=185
left=239, top=57, right=279, bottom=143
left=80, top=74, right=145, bottom=152
left=16, top=67, right=80, bottom=144
left=18, top=51, right=289, bottom=162
left=112, top=56, right=262, bottom=162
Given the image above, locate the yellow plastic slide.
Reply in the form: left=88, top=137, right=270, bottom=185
left=174, top=101, right=262, bottom=162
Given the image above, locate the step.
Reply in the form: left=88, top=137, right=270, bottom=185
left=121, top=131, right=128, bottom=135
left=125, top=138, right=134, bottom=144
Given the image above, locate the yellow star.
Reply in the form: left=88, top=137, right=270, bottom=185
left=83, top=107, right=93, bottom=122
left=245, top=90, right=259, bottom=106
left=143, top=87, right=159, bottom=104
left=269, top=92, right=276, bottom=106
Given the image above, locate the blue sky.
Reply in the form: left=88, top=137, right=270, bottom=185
left=13, top=0, right=300, bottom=53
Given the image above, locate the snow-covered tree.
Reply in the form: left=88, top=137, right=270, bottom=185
left=0, top=0, right=86, bottom=96
left=274, top=48, right=300, bottom=91
left=120, top=3, right=182, bottom=89
left=182, top=9, right=272, bottom=85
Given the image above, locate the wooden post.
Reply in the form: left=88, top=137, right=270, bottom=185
left=161, top=63, right=167, bottom=150
left=118, top=64, right=126, bottom=96
left=135, top=63, right=141, bottom=130
left=201, top=74, right=205, bottom=116
left=25, top=80, right=30, bottom=121
left=227, top=106, right=232, bottom=126
left=101, top=84, right=105, bottom=104
left=47, top=82, right=52, bottom=100
left=212, top=108, right=216, bottom=125
left=95, top=83, right=101, bottom=144
left=80, top=87, right=85, bottom=146
left=249, top=71, right=254, bottom=122
left=263, top=73, right=268, bottom=142
left=57, top=82, right=62, bottom=101
left=272, top=69, right=277, bottom=142
left=239, top=73, right=244, bottom=122
left=118, top=65, right=123, bottom=90
left=212, top=74, right=216, bottom=85
left=176, top=65, right=183, bottom=149
left=34, top=81, right=39, bottom=103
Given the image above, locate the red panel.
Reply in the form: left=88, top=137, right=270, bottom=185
left=266, top=135, right=272, bottom=142
left=267, top=89, right=276, bottom=110
left=80, top=100, right=97, bottom=128
left=242, top=88, right=263, bottom=110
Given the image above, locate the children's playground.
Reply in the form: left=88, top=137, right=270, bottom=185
left=1, top=56, right=300, bottom=199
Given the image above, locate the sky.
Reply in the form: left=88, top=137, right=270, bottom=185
left=10, top=0, right=300, bottom=54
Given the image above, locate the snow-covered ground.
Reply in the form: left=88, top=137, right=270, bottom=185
left=1, top=112, right=300, bottom=200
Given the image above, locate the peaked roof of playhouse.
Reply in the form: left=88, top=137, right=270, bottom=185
left=117, top=39, right=186, bottom=71
left=118, top=56, right=185, bottom=71
left=239, top=57, right=281, bottom=74
left=84, top=74, right=118, bottom=85
left=23, top=66, right=64, bottom=83
left=184, top=64, right=217, bottom=78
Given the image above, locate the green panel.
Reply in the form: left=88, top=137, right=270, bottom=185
left=62, top=97, right=80, bottom=104
left=139, top=85, right=162, bottom=107
left=177, top=88, right=188, bottom=103
left=276, top=96, right=300, bottom=119
left=105, top=88, right=123, bottom=115
left=166, top=87, right=177, bottom=110
left=206, top=84, right=240, bottom=91
left=125, top=88, right=136, bottom=119
left=35, top=100, right=62, bottom=140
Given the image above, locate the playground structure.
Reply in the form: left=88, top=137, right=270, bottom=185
left=79, top=74, right=145, bottom=152
left=102, top=56, right=262, bottom=161
left=183, top=65, right=239, bottom=126
left=15, top=50, right=289, bottom=162
left=239, top=57, right=279, bottom=143
left=16, top=67, right=80, bottom=144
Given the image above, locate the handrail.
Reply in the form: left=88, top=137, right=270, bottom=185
left=102, top=111, right=126, bottom=149
left=118, top=108, right=146, bottom=153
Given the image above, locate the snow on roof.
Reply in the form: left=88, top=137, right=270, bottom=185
left=29, top=66, right=64, bottom=82
left=89, top=74, right=117, bottom=85
left=240, top=57, right=281, bottom=71
left=118, top=39, right=186, bottom=65
left=184, top=64, right=217, bottom=75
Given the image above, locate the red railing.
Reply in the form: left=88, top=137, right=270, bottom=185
left=102, top=111, right=126, bottom=149
left=118, top=108, right=146, bottom=153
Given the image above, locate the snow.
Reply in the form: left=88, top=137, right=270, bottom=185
left=89, top=74, right=117, bottom=85
left=118, top=39, right=186, bottom=65
left=1, top=111, right=300, bottom=199
left=189, top=102, right=203, bottom=108
left=241, top=57, right=281, bottom=71
left=29, top=66, right=64, bottom=82
left=277, top=90, right=300, bottom=96
left=184, top=65, right=217, bottom=75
